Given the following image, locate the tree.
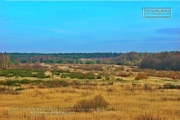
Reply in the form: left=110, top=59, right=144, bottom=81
left=140, top=52, right=180, bottom=71
left=0, top=53, right=11, bottom=69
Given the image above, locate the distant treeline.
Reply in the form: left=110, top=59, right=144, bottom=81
left=140, top=51, right=180, bottom=71
left=0, top=51, right=180, bottom=71
left=7, top=52, right=121, bottom=64
left=6, top=52, right=149, bottom=65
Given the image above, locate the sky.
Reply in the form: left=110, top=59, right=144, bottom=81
left=0, top=0, right=179, bottom=53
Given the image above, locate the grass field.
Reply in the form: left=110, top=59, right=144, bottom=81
left=0, top=64, right=179, bottom=120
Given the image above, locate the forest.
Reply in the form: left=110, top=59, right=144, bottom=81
left=0, top=51, right=179, bottom=71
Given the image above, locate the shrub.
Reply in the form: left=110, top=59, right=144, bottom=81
left=74, top=95, right=109, bottom=112
left=156, top=71, right=168, bottom=78
left=105, top=75, right=110, bottom=80
left=117, top=72, right=130, bottom=77
left=96, top=75, right=102, bottom=79
left=135, top=73, right=148, bottom=80
left=162, top=83, right=180, bottom=89
left=19, top=79, right=31, bottom=84
left=72, top=80, right=81, bottom=86
left=0, top=69, right=48, bottom=78
left=38, top=85, right=46, bottom=89
left=12, top=83, right=21, bottom=86
left=0, top=87, right=19, bottom=95
left=15, top=87, right=25, bottom=91
left=61, top=73, right=68, bottom=78
left=116, top=78, right=123, bottom=81
left=74, top=99, right=92, bottom=112
left=167, top=72, right=180, bottom=79
left=45, top=80, right=69, bottom=88
left=144, top=84, right=152, bottom=91
left=69, top=72, right=83, bottom=79
left=59, top=80, right=69, bottom=87
left=132, top=68, right=142, bottom=72
left=115, top=66, right=124, bottom=71
left=32, top=80, right=43, bottom=85
left=86, top=73, right=96, bottom=79
left=2, top=80, right=18, bottom=86
left=92, top=95, right=109, bottom=109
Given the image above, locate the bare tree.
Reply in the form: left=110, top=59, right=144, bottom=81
left=0, top=53, right=11, bottom=69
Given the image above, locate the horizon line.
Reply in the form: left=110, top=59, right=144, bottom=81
left=0, top=51, right=179, bottom=54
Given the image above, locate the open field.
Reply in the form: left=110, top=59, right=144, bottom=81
left=0, top=64, right=179, bottom=120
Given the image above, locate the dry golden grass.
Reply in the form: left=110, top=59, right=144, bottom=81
left=0, top=81, right=179, bottom=120
left=0, top=64, right=179, bottom=120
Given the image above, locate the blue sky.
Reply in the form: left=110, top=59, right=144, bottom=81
left=0, top=1, right=179, bottom=53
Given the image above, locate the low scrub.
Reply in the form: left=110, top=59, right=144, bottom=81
left=51, top=69, right=70, bottom=75
left=0, top=87, right=19, bottom=95
left=132, top=68, right=142, bottom=72
left=69, top=72, right=97, bottom=79
left=144, top=84, right=152, bottom=91
left=135, top=73, right=148, bottom=80
left=74, top=95, right=109, bottom=112
left=15, top=87, right=25, bottom=91
left=60, top=73, right=69, bottom=78
left=0, top=69, right=49, bottom=78
left=117, top=72, right=130, bottom=77
left=0, top=79, right=32, bottom=86
left=161, top=83, right=180, bottom=89
left=45, top=80, right=69, bottom=88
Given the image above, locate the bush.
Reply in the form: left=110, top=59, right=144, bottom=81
left=2, top=80, right=18, bottom=86
left=12, top=83, right=21, bottom=86
left=167, top=72, right=180, bottom=79
left=135, top=73, right=148, bottom=80
left=61, top=73, right=68, bottom=78
left=105, top=75, right=110, bottom=80
left=162, top=83, right=180, bottom=89
left=0, top=87, right=19, bottom=95
left=97, top=75, right=102, bottom=79
left=0, top=69, right=48, bottom=78
left=92, top=95, right=109, bottom=109
left=117, top=72, right=130, bottom=77
left=19, top=79, right=31, bottom=84
left=45, top=80, right=69, bottom=88
left=116, top=78, right=123, bottom=81
left=144, top=84, right=152, bottom=91
left=15, top=87, right=25, bottom=91
left=74, top=95, right=109, bottom=112
left=38, top=85, right=46, bottom=89
left=32, top=80, right=43, bottom=85
left=72, top=81, right=81, bottom=86
left=74, top=99, right=92, bottom=112
left=59, top=80, right=69, bottom=87
left=69, top=72, right=83, bottom=79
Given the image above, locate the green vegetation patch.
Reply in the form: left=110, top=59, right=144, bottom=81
left=0, top=69, right=50, bottom=78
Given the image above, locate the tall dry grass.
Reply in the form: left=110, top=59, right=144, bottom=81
left=0, top=81, right=179, bottom=120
